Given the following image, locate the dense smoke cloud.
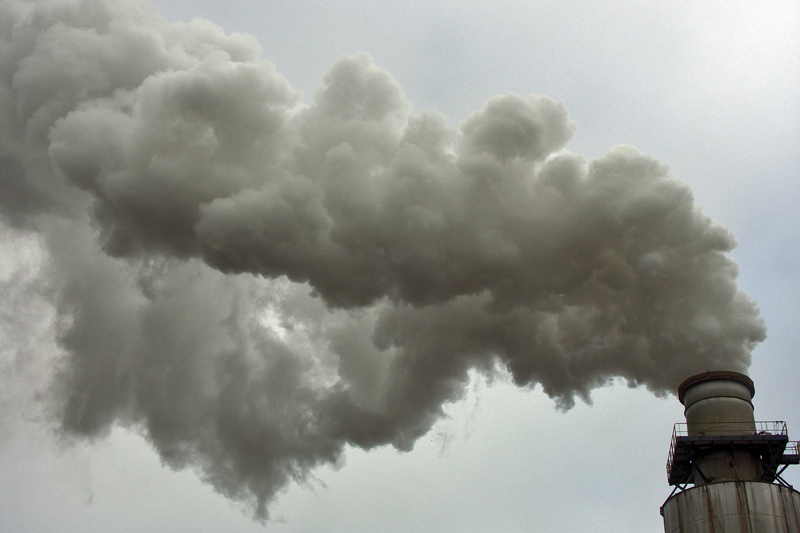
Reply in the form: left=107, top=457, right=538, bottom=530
left=0, top=0, right=766, bottom=518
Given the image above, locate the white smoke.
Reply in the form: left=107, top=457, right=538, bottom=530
left=0, top=0, right=766, bottom=519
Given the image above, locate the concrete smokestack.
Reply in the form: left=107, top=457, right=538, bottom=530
left=680, top=371, right=761, bottom=484
left=662, top=371, right=800, bottom=532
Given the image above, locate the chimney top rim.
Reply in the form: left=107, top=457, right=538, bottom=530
left=677, top=371, right=755, bottom=405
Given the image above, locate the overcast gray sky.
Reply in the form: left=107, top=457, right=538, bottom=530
left=1, top=1, right=798, bottom=532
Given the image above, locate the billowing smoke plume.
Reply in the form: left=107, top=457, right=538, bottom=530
left=0, top=0, right=766, bottom=519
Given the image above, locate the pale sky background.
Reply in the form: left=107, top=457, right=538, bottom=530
left=1, top=1, right=799, bottom=532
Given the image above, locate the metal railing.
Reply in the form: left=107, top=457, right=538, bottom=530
left=785, top=441, right=800, bottom=457
left=672, top=421, right=788, bottom=438
left=667, top=421, right=789, bottom=480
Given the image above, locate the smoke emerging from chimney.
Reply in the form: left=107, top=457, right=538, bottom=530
left=0, top=0, right=766, bottom=519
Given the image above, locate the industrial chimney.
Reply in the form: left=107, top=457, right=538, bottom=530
left=661, top=371, right=800, bottom=532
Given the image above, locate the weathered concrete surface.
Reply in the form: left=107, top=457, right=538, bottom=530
left=663, top=482, right=800, bottom=533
